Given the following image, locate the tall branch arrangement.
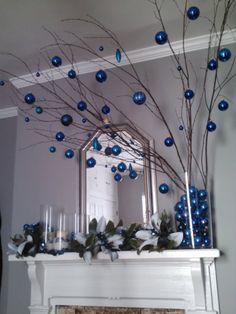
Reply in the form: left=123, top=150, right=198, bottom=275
left=1, top=0, right=235, bottom=193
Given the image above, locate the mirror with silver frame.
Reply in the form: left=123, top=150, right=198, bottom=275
left=79, top=124, right=157, bottom=232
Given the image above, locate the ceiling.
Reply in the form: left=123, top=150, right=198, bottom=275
left=0, top=0, right=235, bottom=79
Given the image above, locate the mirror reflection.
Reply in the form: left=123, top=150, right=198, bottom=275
left=79, top=125, right=156, bottom=232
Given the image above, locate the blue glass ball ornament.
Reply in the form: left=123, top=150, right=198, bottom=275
left=184, top=229, right=191, bottom=238
left=60, top=114, right=73, bottom=126
left=187, top=6, right=200, bottom=20
left=184, top=89, right=194, bottom=100
left=179, top=125, right=184, bottom=131
left=191, top=197, right=198, bottom=207
left=164, top=137, right=174, bottom=147
left=193, top=207, right=203, bottom=218
left=155, top=31, right=168, bottom=45
left=199, top=201, right=208, bottom=212
left=105, top=146, right=112, bottom=156
left=133, top=91, right=146, bottom=105
left=177, top=224, right=184, bottom=231
left=82, top=118, right=87, bottom=124
left=86, top=157, right=96, bottom=168
left=159, top=183, right=169, bottom=194
left=36, top=72, right=40, bottom=77
left=95, top=69, right=107, bottom=83
left=200, top=217, right=209, bottom=227
left=203, top=237, right=211, bottom=247
left=77, top=100, right=87, bottom=111
left=112, top=145, right=122, bottom=156
left=101, top=104, right=110, bottom=114
left=65, top=149, right=74, bottom=159
left=175, top=201, right=184, bottom=211
left=110, top=132, right=117, bottom=139
left=24, top=93, right=36, bottom=104
left=111, top=166, right=117, bottom=173
left=116, top=48, right=122, bottom=63
left=198, top=189, right=208, bottom=201
left=189, top=185, right=198, bottom=195
left=177, top=65, right=182, bottom=71
left=218, top=100, right=229, bottom=111
left=51, top=56, right=62, bottom=67
left=207, top=59, right=218, bottom=71
left=218, top=48, right=231, bottom=62
left=68, top=69, right=77, bottom=79
left=49, top=146, right=56, bottom=153
left=55, top=131, right=65, bottom=142
left=194, top=235, right=202, bottom=247
left=207, top=120, right=217, bottom=132
left=25, top=117, right=30, bottom=123
left=117, top=162, right=127, bottom=172
left=175, top=211, right=183, bottom=222
left=99, top=46, right=104, bottom=51
left=35, top=106, right=43, bottom=114
left=180, top=194, right=187, bottom=204
left=0, top=80, right=5, bottom=86
left=129, top=170, right=138, bottom=180
left=114, top=173, right=122, bottom=182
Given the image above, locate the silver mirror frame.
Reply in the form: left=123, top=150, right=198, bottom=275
left=79, top=124, right=157, bottom=232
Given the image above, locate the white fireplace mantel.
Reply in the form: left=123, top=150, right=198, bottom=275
left=9, top=249, right=220, bottom=314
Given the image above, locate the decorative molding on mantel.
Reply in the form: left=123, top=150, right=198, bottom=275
left=10, top=29, right=236, bottom=89
left=0, top=106, right=18, bottom=119
left=9, top=249, right=220, bottom=314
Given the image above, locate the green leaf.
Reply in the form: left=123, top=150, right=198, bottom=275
left=105, top=221, right=115, bottom=234
left=85, top=234, right=96, bottom=247
left=89, top=218, right=97, bottom=234
left=129, top=238, right=140, bottom=250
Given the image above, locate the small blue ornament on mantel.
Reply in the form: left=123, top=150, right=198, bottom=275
left=187, top=6, right=200, bottom=20
left=51, top=56, right=62, bottom=67
left=129, top=170, right=138, bottom=180
left=218, top=100, right=229, bottom=111
left=117, top=162, right=127, bottom=172
left=111, top=166, right=117, bottom=173
left=164, top=137, right=174, bottom=147
left=155, top=31, right=168, bottom=45
left=86, top=157, right=96, bottom=168
left=159, top=183, right=169, bottom=194
left=68, top=69, right=77, bottom=79
left=207, top=120, right=217, bottom=132
left=114, top=173, right=122, bottom=182
left=218, top=48, right=231, bottom=62
left=95, top=70, right=107, bottom=83
left=61, top=114, right=73, bottom=126
left=184, top=89, right=194, bottom=100
left=24, top=93, right=36, bottom=104
left=133, top=91, right=146, bottom=105
left=207, top=59, right=218, bottom=71
left=55, top=131, right=65, bottom=142
left=65, top=149, right=74, bottom=159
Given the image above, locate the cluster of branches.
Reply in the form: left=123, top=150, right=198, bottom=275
left=1, top=0, right=236, bottom=192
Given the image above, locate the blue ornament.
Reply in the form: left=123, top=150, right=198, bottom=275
left=117, top=162, right=127, bottom=172
left=177, top=65, right=182, bottom=71
left=49, top=146, right=56, bottom=153
left=116, top=48, right=122, bottom=63
left=77, top=100, right=87, bottom=111
left=175, top=201, right=184, bottom=211
left=159, top=183, right=169, bottom=194
left=0, top=80, right=5, bottom=86
left=218, top=48, right=231, bottom=62
left=191, top=197, right=198, bottom=207
left=105, top=147, right=112, bottom=156
left=99, top=46, right=104, bottom=51
left=164, top=137, right=174, bottom=147
left=200, top=218, right=209, bottom=227
left=68, top=69, right=76, bottom=79
left=177, top=224, right=184, bottom=231
left=155, top=31, right=168, bottom=45
left=128, top=164, right=133, bottom=172
left=175, top=212, right=183, bottom=222
left=36, top=72, right=40, bottom=77
left=112, top=145, right=122, bottom=156
left=111, top=166, right=117, bottom=173
left=189, top=186, right=198, bottom=195
left=199, top=201, right=208, bottom=212
left=35, top=106, right=43, bottom=114
left=51, top=56, right=62, bottom=67
left=129, top=170, right=138, bottom=180
left=65, top=149, right=74, bottom=159
left=194, top=235, right=202, bottom=247
left=95, top=70, right=107, bottom=83
left=86, top=157, right=96, bottom=168
left=207, top=59, right=218, bottom=71
left=61, top=114, right=73, bottom=126
left=218, top=100, right=229, bottom=111
left=184, top=229, right=191, bottom=238
left=184, top=89, right=194, bottom=100
left=101, top=104, right=110, bottom=114
left=203, top=237, right=211, bottom=247
left=92, top=137, right=102, bottom=151
left=198, top=190, right=208, bottom=201
left=25, top=117, right=30, bottom=123
left=207, top=120, right=217, bottom=132
left=180, top=194, right=187, bottom=204
left=179, top=125, right=184, bottom=131
left=82, top=118, right=87, bottom=123
left=187, top=6, right=200, bottom=20
left=24, top=93, right=35, bottom=104
left=193, top=208, right=202, bottom=218
left=114, top=173, right=122, bottom=182
left=55, top=131, right=65, bottom=142
left=133, top=91, right=146, bottom=105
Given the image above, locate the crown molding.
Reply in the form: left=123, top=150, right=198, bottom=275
left=10, top=28, right=236, bottom=89
left=0, top=106, right=18, bottom=119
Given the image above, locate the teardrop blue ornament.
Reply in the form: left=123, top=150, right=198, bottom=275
left=128, top=163, right=133, bottom=172
left=187, top=6, right=200, bottom=20
left=92, top=137, right=102, bottom=151
left=218, top=48, right=231, bottom=62
left=129, top=170, right=138, bottom=180
left=133, top=91, right=146, bottom=105
left=24, top=93, right=35, bottom=104
left=116, top=49, right=122, bottom=63
left=86, top=157, right=96, bottom=168
left=65, top=149, right=74, bottom=159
